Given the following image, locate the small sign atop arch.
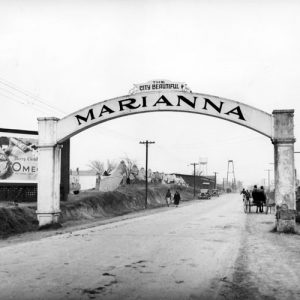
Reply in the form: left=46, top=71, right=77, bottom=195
left=129, top=79, right=192, bottom=94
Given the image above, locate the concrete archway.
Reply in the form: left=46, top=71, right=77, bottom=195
left=37, top=83, right=296, bottom=232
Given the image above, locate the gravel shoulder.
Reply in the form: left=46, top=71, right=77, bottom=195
left=219, top=210, right=300, bottom=300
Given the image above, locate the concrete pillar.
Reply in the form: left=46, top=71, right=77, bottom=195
left=36, top=117, right=61, bottom=227
left=272, top=110, right=296, bottom=233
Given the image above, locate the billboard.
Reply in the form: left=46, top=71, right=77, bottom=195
left=0, top=134, right=38, bottom=183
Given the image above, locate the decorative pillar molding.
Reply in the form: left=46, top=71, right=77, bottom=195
left=272, top=110, right=296, bottom=233
left=36, top=117, right=61, bottom=227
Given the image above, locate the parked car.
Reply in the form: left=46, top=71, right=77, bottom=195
left=198, top=189, right=211, bottom=199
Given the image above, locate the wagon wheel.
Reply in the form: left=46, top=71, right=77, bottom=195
left=243, top=199, right=248, bottom=213
left=247, top=201, right=251, bottom=213
left=248, top=198, right=253, bottom=213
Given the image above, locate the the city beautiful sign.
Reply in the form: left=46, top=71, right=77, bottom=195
left=56, top=80, right=273, bottom=142
left=129, top=79, right=192, bottom=93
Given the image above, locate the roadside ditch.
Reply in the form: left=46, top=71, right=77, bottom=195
left=0, top=184, right=195, bottom=238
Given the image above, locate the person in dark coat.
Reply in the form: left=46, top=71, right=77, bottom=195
left=252, top=185, right=260, bottom=213
left=173, top=190, right=181, bottom=207
left=257, top=186, right=266, bottom=213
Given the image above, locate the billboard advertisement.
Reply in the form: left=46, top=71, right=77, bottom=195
left=0, top=134, right=38, bottom=183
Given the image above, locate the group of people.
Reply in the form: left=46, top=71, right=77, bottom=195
left=241, top=185, right=267, bottom=213
left=165, top=189, right=181, bottom=207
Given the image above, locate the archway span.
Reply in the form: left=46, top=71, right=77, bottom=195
left=37, top=88, right=296, bottom=233
left=56, top=91, right=273, bottom=143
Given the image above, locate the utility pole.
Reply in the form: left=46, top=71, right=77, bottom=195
left=190, top=163, right=199, bottom=198
left=140, top=140, right=155, bottom=209
left=213, top=172, right=218, bottom=189
left=265, top=169, right=271, bottom=191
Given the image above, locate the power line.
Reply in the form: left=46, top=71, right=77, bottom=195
left=0, top=90, right=51, bottom=115
left=0, top=76, right=66, bottom=115
left=0, top=76, right=65, bottom=113
left=0, top=86, right=62, bottom=116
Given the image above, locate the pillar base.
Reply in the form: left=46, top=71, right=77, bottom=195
left=36, top=211, right=61, bottom=227
left=275, top=206, right=296, bottom=233
left=276, top=219, right=296, bottom=233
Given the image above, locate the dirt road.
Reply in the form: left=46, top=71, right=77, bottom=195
left=0, top=194, right=299, bottom=299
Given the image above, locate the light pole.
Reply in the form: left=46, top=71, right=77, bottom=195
left=190, top=163, right=199, bottom=198
left=140, top=140, right=155, bottom=209
left=265, top=169, right=271, bottom=191
left=213, top=172, right=218, bottom=189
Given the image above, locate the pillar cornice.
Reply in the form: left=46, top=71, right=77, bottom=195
left=272, top=109, right=294, bottom=115
left=37, top=117, right=60, bottom=121
left=272, top=138, right=296, bottom=145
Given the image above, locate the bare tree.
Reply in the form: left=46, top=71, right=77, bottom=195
left=106, top=159, right=117, bottom=174
left=87, top=160, right=104, bottom=175
left=123, top=155, right=137, bottom=178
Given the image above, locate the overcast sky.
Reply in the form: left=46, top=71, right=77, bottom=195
left=1, top=0, right=300, bottom=187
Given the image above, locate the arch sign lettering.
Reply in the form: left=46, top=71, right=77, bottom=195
left=37, top=80, right=296, bottom=233
left=56, top=80, right=272, bottom=142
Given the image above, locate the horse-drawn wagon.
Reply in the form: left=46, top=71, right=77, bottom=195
left=243, top=193, right=274, bottom=214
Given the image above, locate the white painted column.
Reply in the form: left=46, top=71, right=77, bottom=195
left=272, top=110, right=296, bottom=233
left=36, top=117, right=61, bottom=227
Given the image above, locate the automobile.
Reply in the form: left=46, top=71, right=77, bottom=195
left=198, top=189, right=211, bottom=199
left=211, top=189, right=219, bottom=197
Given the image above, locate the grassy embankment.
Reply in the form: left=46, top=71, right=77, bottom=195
left=0, top=184, right=196, bottom=238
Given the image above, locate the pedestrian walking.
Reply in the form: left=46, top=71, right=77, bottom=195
left=165, top=189, right=172, bottom=207
left=240, top=188, right=247, bottom=201
left=252, top=185, right=260, bottom=213
left=173, top=190, right=181, bottom=207
left=240, top=188, right=246, bottom=196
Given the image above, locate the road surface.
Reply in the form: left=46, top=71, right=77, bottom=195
left=1, top=193, right=300, bottom=299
